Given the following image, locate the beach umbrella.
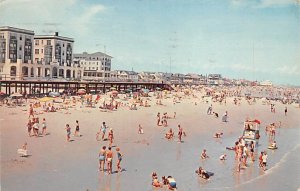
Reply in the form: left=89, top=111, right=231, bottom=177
left=10, top=92, right=23, bottom=97
left=49, top=92, right=60, bottom=97
left=141, top=88, right=150, bottom=93
left=110, top=87, right=117, bottom=90
left=77, top=89, right=86, bottom=94
left=39, top=97, right=54, bottom=102
left=254, top=119, right=261, bottom=124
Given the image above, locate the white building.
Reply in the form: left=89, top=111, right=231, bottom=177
left=74, top=52, right=112, bottom=81
left=0, top=26, right=34, bottom=80
left=110, top=70, right=138, bottom=82
left=34, top=32, right=82, bottom=80
left=260, top=80, right=273, bottom=86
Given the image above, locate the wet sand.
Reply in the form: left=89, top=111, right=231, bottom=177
left=1, top=92, right=300, bottom=191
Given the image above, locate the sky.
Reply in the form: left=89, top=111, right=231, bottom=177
left=0, top=0, right=299, bottom=85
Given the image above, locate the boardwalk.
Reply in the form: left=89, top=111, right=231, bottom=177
left=0, top=80, right=171, bottom=95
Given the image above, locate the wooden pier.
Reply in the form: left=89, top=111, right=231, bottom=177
left=0, top=80, right=171, bottom=95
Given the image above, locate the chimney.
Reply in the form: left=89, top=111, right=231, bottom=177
left=55, top=32, right=59, bottom=36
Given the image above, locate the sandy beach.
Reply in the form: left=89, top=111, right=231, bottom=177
left=1, top=87, right=300, bottom=191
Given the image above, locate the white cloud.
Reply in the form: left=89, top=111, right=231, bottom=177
left=275, top=65, right=300, bottom=75
left=229, top=0, right=297, bottom=8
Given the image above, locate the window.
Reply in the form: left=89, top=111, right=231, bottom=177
left=35, top=49, right=39, bottom=54
left=41, top=40, right=43, bottom=45
left=20, top=36, right=22, bottom=40
left=47, top=40, right=51, bottom=45
left=35, top=40, right=39, bottom=45
left=19, top=46, right=22, bottom=51
left=41, top=49, right=43, bottom=53
left=63, top=44, right=65, bottom=47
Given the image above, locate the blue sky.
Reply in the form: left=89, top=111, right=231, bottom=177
left=0, top=0, right=299, bottom=85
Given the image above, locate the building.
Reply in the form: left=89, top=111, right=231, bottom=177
left=0, top=26, right=34, bottom=80
left=34, top=32, right=82, bottom=80
left=110, top=70, right=138, bottom=82
left=74, top=52, right=112, bottom=81
left=208, top=74, right=223, bottom=85
left=260, top=80, right=273, bottom=86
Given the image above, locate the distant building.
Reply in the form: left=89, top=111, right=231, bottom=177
left=0, top=26, right=34, bottom=80
left=110, top=70, right=138, bottom=82
left=260, top=80, right=273, bottom=86
left=34, top=32, right=82, bottom=80
left=208, top=74, right=222, bottom=85
left=74, top=52, right=112, bottom=81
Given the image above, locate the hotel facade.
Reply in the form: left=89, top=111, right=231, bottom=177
left=74, top=52, right=112, bottom=81
left=0, top=26, right=82, bottom=81
left=0, top=26, right=34, bottom=80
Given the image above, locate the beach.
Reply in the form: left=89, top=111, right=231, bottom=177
left=1, top=87, right=300, bottom=191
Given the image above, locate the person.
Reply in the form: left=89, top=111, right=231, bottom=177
left=249, top=141, right=255, bottom=162
left=116, top=147, right=123, bottom=172
left=207, top=104, right=212, bottom=115
left=213, top=112, right=219, bottom=118
left=108, top=128, right=114, bottom=147
left=27, top=119, right=32, bottom=137
left=33, top=118, right=39, bottom=137
left=201, top=149, right=209, bottom=159
left=196, top=167, right=210, bottom=179
left=98, top=146, right=106, bottom=171
left=165, top=128, right=174, bottom=140
left=222, top=111, right=228, bottom=122
left=214, top=132, right=223, bottom=138
left=17, top=142, right=28, bottom=157
left=101, top=122, right=107, bottom=140
left=74, top=120, right=80, bottom=137
left=269, top=140, right=277, bottom=149
left=219, top=154, right=227, bottom=160
left=28, top=104, right=34, bottom=118
left=284, top=107, right=287, bottom=116
left=173, top=112, right=176, bottom=119
left=65, top=124, right=71, bottom=142
left=106, top=147, right=113, bottom=174
left=167, top=176, right=177, bottom=190
left=262, top=151, right=268, bottom=171
left=259, top=151, right=264, bottom=168
left=138, top=124, right=144, bottom=134
left=152, top=173, right=162, bottom=188
left=41, top=118, right=47, bottom=136
left=157, top=112, right=161, bottom=126
left=178, top=124, right=183, bottom=142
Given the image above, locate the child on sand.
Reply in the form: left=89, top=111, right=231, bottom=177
left=17, top=142, right=28, bottom=157
left=219, top=154, right=227, bottom=160
left=138, top=124, right=144, bottom=134
left=214, top=132, right=223, bottom=138
left=27, top=119, right=32, bottom=137
left=116, top=147, right=123, bottom=172
left=201, top=149, right=209, bottom=159
left=74, top=120, right=80, bottom=137
left=108, top=128, right=114, bottom=147
left=65, top=124, right=71, bottom=142
left=41, top=118, right=47, bottom=136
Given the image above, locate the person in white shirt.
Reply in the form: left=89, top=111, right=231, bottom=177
left=262, top=152, right=268, bottom=171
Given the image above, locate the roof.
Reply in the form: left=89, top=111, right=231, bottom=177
left=0, top=26, right=34, bottom=35
left=74, top=52, right=112, bottom=59
left=34, top=35, right=74, bottom=42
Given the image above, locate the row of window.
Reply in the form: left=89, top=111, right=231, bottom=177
left=35, top=40, right=51, bottom=46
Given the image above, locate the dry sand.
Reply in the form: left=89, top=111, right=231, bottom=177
left=1, top=91, right=300, bottom=191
